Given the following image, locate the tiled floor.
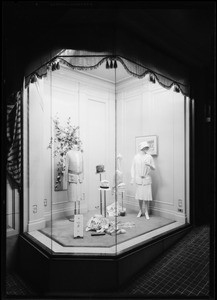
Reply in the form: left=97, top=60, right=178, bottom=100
left=5, top=225, right=211, bottom=298
left=6, top=272, right=36, bottom=296
left=120, top=224, right=210, bottom=297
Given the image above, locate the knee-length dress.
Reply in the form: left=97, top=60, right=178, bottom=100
left=65, top=148, right=84, bottom=202
left=131, top=152, right=155, bottom=201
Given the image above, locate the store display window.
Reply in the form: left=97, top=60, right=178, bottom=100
left=22, top=49, right=191, bottom=255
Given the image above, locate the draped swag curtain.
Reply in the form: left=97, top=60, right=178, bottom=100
left=25, top=49, right=190, bottom=95
left=6, top=48, right=190, bottom=188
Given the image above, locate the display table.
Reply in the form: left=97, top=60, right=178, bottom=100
left=98, top=188, right=111, bottom=217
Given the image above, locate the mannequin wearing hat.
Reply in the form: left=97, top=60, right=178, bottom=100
left=131, top=141, right=155, bottom=219
left=65, top=143, right=84, bottom=221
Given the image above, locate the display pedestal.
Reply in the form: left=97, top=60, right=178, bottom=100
left=98, top=188, right=111, bottom=217
left=74, top=214, right=84, bottom=238
left=119, top=189, right=126, bottom=216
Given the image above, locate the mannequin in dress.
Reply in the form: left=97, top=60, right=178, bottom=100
left=65, top=142, right=84, bottom=221
left=131, top=141, right=155, bottom=219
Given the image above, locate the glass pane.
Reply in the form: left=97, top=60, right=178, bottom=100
left=23, top=79, right=52, bottom=253
left=24, top=54, right=190, bottom=255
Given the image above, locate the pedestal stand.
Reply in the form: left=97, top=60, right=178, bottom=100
left=96, top=171, right=105, bottom=215
left=98, top=188, right=111, bottom=217
left=69, top=182, right=82, bottom=222
left=74, top=214, right=84, bottom=238
left=118, top=187, right=126, bottom=216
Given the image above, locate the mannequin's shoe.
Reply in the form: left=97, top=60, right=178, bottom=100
left=69, top=216, right=74, bottom=222
left=137, top=211, right=142, bottom=218
left=145, top=212, right=150, bottom=220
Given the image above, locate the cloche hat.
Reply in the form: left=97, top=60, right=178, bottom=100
left=139, top=141, right=150, bottom=150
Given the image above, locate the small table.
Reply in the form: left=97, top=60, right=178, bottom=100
left=98, top=188, right=111, bottom=217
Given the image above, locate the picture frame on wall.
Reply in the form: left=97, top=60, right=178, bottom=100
left=136, top=135, right=158, bottom=156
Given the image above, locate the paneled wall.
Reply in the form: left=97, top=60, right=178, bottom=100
left=28, top=81, right=46, bottom=231
left=116, top=77, right=188, bottom=223
left=26, top=67, right=115, bottom=230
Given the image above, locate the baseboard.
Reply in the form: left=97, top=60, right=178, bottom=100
left=44, top=206, right=87, bottom=222
left=125, top=196, right=186, bottom=223
left=151, top=207, right=186, bottom=223
left=27, top=218, right=46, bottom=232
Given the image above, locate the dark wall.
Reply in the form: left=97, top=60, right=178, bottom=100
left=2, top=2, right=215, bottom=230
left=6, top=235, right=19, bottom=272
left=191, top=63, right=215, bottom=226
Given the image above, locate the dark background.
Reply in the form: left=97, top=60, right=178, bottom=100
left=1, top=1, right=216, bottom=297
left=2, top=0, right=215, bottom=238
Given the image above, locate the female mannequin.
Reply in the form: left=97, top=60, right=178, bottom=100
left=131, top=141, right=155, bottom=219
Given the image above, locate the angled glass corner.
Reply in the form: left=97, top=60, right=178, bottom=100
left=22, top=57, right=191, bottom=256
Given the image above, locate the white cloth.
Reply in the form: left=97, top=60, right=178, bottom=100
left=131, top=152, right=155, bottom=184
left=106, top=202, right=126, bottom=217
left=131, top=152, right=155, bottom=201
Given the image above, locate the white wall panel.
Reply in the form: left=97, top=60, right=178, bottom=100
left=42, top=68, right=115, bottom=219
left=117, top=78, right=187, bottom=222
left=28, top=82, right=46, bottom=230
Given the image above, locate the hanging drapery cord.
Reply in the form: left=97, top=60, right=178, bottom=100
left=57, top=54, right=187, bottom=86
left=25, top=54, right=108, bottom=83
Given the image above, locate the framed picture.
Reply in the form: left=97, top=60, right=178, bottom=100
left=136, top=135, right=158, bottom=156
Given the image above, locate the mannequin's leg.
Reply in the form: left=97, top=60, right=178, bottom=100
left=137, top=200, right=143, bottom=217
left=144, top=201, right=150, bottom=219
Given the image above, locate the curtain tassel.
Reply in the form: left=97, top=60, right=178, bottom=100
left=149, top=73, right=156, bottom=83
left=110, top=60, right=113, bottom=69
left=56, top=62, right=60, bottom=70
left=114, top=60, right=117, bottom=69
left=106, top=60, right=110, bottom=69
left=174, top=85, right=180, bottom=93
left=30, top=74, right=37, bottom=84
left=52, top=63, right=56, bottom=71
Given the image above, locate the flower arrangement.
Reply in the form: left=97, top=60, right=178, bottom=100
left=48, top=115, right=82, bottom=189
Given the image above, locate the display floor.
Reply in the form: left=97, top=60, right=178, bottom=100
left=39, top=211, right=175, bottom=247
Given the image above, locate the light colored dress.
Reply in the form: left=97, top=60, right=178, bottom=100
left=131, top=152, right=155, bottom=201
left=65, top=148, right=84, bottom=202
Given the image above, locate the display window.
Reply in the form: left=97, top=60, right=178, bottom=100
left=22, top=50, right=191, bottom=255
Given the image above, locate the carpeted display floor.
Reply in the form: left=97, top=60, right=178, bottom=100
left=39, top=212, right=176, bottom=247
